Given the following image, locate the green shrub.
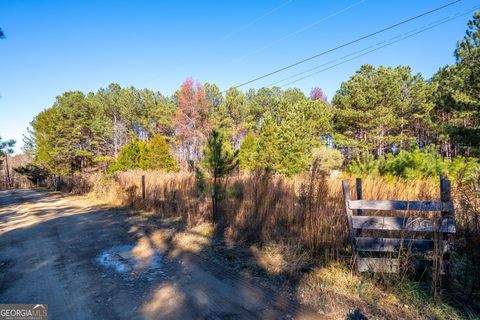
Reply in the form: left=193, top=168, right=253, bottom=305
left=378, top=146, right=445, bottom=179
left=109, top=141, right=147, bottom=173
left=347, top=146, right=480, bottom=181
left=143, top=135, right=179, bottom=172
left=109, top=135, right=178, bottom=173
left=445, top=156, right=480, bottom=184
left=310, top=146, right=343, bottom=172
left=347, top=153, right=379, bottom=176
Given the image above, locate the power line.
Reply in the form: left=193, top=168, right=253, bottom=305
left=237, top=0, right=368, bottom=62
left=279, top=6, right=479, bottom=88
left=222, top=0, right=294, bottom=40
left=223, top=0, right=461, bottom=93
left=270, top=5, right=479, bottom=88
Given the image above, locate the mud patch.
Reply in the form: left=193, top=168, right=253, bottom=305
left=97, top=245, right=163, bottom=274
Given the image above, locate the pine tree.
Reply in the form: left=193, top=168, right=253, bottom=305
left=277, top=100, right=332, bottom=176
left=432, top=12, right=480, bottom=157
left=255, top=113, right=280, bottom=172
left=454, top=11, right=480, bottom=61
left=28, top=91, right=99, bottom=174
left=238, top=131, right=258, bottom=172
left=203, top=130, right=238, bottom=221
left=333, top=64, right=432, bottom=159
left=212, top=87, right=249, bottom=148
left=29, top=108, right=57, bottom=172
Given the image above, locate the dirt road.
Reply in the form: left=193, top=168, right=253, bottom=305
left=0, top=189, right=319, bottom=319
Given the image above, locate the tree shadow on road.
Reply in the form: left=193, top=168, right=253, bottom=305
left=135, top=214, right=321, bottom=319
left=0, top=190, right=320, bottom=319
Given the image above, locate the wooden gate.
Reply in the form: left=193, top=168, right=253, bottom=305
left=342, top=176, right=455, bottom=274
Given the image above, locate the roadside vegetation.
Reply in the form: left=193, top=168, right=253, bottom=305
left=5, top=11, right=480, bottom=319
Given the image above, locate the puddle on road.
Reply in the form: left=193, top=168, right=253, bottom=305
left=97, top=244, right=163, bottom=274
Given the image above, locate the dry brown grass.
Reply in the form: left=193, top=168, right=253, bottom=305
left=68, top=168, right=480, bottom=312
left=250, top=243, right=312, bottom=277
left=57, top=169, right=478, bottom=318
left=75, top=170, right=476, bottom=259
left=297, top=263, right=464, bottom=319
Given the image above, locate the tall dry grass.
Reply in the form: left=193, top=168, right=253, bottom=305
left=60, top=168, right=480, bottom=306
left=75, top=169, right=449, bottom=257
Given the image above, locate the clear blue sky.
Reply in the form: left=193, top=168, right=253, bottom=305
left=1, top=0, right=478, bottom=152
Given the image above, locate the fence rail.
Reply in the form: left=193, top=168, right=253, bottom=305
left=347, top=200, right=454, bottom=212
left=342, top=176, right=456, bottom=275
left=351, top=216, right=456, bottom=233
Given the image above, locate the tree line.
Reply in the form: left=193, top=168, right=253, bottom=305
left=22, top=12, right=479, bottom=178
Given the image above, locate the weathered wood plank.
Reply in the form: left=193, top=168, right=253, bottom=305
left=355, top=237, right=451, bottom=253
left=357, top=257, right=399, bottom=273
left=351, top=216, right=456, bottom=233
left=357, top=257, right=445, bottom=274
left=348, top=200, right=454, bottom=212
left=342, top=180, right=357, bottom=253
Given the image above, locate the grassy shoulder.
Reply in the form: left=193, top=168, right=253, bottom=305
left=128, top=214, right=470, bottom=320
left=73, top=176, right=479, bottom=319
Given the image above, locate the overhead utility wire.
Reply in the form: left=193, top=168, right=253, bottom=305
left=222, top=0, right=461, bottom=93
left=271, top=5, right=479, bottom=87
left=237, top=0, right=368, bottom=61
left=279, top=6, right=479, bottom=88
left=268, top=18, right=450, bottom=86
left=222, top=0, right=294, bottom=40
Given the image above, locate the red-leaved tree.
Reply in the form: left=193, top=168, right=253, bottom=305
left=309, top=87, right=329, bottom=103
left=174, top=78, right=210, bottom=167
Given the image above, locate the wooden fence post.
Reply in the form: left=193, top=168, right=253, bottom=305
left=141, top=175, right=146, bottom=200
left=356, top=178, right=363, bottom=216
left=342, top=180, right=357, bottom=254
left=440, top=174, right=453, bottom=287
left=356, top=178, right=363, bottom=236
left=55, top=176, right=61, bottom=191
